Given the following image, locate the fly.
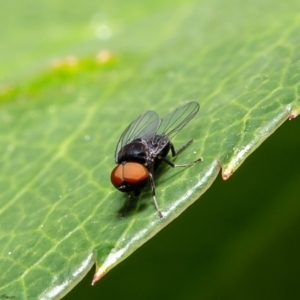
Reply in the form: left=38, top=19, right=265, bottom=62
left=110, top=101, right=202, bottom=218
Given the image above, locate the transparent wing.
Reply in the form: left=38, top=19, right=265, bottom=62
left=157, top=101, right=200, bottom=139
left=115, top=110, right=160, bottom=162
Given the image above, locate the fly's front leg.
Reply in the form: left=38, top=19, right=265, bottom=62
left=170, top=140, right=194, bottom=157
left=148, top=172, right=163, bottom=218
left=161, top=156, right=202, bottom=168
left=164, top=140, right=202, bottom=167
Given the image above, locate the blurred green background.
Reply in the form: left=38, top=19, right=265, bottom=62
left=65, top=117, right=300, bottom=299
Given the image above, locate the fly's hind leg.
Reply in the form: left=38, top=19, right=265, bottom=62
left=162, top=140, right=203, bottom=167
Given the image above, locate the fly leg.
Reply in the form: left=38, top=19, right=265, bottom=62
left=161, top=141, right=203, bottom=167
left=120, top=192, right=135, bottom=219
left=161, top=156, right=202, bottom=167
left=149, top=172, right=163, bottom=218
left=171, top=139, right=194, bottom=157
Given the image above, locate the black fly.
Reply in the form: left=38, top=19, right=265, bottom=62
left=110, top=102, right=202, bottom=218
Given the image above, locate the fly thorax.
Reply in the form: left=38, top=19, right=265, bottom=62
left=117, top=138, right=149, bottom=165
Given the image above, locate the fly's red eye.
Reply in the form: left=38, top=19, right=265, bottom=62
left=110, top=163, right=149, bottom=188
left=111, top=165, right=123, bottom=188
left=123, top=162, right=148, bottom=184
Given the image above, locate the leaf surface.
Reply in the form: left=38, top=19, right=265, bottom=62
left=0, top=0, right=299, bottom=298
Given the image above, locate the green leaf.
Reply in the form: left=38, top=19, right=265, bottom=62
left=0, top=0, right=299, bottom=299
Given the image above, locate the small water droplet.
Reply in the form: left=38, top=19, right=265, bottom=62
left=8, top=252, right=12, bottom=255
left=84, top=135, right=91, bottom=141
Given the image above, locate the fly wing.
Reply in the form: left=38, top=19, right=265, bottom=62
left=115, top=110, right=160, bottom=162
left=157, top=101, right=200, bottom=139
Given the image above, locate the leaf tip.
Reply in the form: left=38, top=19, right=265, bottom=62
left=289, top=110, right=299, bottom=120
left=222, top=168, right=233, bottom=180
left=222, top=167, right=234, bottom=180
left=92, top=266, right=107, bottom=285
